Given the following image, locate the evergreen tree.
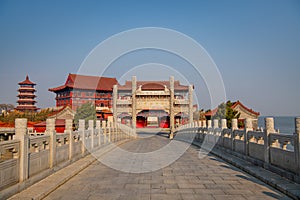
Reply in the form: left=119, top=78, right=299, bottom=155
left=74, top=102, right=96, bottom=129
left=213, top=101, right=240, bottom=128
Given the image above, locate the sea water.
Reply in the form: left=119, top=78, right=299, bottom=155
left=258, top=116, right=296, bottom=135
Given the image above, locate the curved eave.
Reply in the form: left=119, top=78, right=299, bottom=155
left=17, top=95, right=36, bottom=97
left=18, top=87, right=35, bottom=90
left=18, top=82, right=36, bottom=86
left=15, top=107, right=39, bottom=110
left=49, top=85, right=114, bottom=92
left=18, top=89, right=36, bottom=92
left=231, top=101, right=260, bottom=116
left=49, top=85, right=68, bottom=92
left=17, top=100, right=37, bottom=103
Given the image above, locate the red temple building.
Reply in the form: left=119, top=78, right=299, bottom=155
left=49, top=74, right=118, bottom=119
left=15, top=75, right=38, bottom=112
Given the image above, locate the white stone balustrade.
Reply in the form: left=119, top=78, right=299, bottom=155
left=175, top=117, right=300, bottom=183
left=0, top=118, right=135, bottom=196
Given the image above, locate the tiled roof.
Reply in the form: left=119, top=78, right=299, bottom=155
left=205, top=101, right=260, bottom=117
left=231, top=101, right=260, bottom=116
left=47, top=106, right=69, bottom=117
left=204, top=108, right=218, bottom=116
left=49, top=74, right=118, bottom=92
left=118, top=80, right=189, bottom=91
left=19, top=75, right=36, bottom=85
left=141, top=83, right=165, bottom=91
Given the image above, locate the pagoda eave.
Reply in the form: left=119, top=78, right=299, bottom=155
left=17, top=95, right=36, bottom=97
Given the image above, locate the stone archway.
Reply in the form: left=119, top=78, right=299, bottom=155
left=117, top=112, right=132, bottom=125
left=136, top=110, right=170, bottom=128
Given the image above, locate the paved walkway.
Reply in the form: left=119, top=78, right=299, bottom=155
left=41, top=134, right=290, bottom=200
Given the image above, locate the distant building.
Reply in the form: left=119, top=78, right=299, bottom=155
left=113, top=76, right=194, bottom=129
left=205, top=101, right=260, bottom=129
left=33, top=119, right=66, bottom=133
left=15, top=75, right=38, bottom=112
left=47, top=106, right=75, bottom=120
left=49, top=74, right=118, bottom=120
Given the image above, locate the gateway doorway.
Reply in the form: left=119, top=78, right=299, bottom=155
left=136, top=110, right=170, bottom=128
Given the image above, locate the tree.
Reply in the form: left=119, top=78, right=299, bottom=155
left=212, top=101, right=240, bottom=128
left=193, top=109, right=206, bottom=121
left=0, top=108, right=53, bottom=124
left=74, top=102, right=96, bottom=129
left=0, top=104, right=14, bottom=113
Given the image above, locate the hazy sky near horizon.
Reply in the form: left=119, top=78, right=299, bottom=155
left=0, top=0, right=299, bottom=116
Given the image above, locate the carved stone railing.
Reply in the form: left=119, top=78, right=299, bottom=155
left=269, top=133, right=296, bottom=172
left=116, top=99, right=132, bottom=105
left=0, top=118, right=136, bottom=199
left=175, top=117, right=300, bottom=183
left=0, top=140, right=19, bottom=190
left=28, top=135, right=50, bottom=177
left=174, top=99, right=189, bottom=105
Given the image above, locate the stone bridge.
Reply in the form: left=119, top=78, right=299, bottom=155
left=1, top=117, right=300, bottom=199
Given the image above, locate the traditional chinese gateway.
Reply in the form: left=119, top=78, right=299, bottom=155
left=49, top=74, right=194, bottom=130
left=113, top=76, right=194, bottom=131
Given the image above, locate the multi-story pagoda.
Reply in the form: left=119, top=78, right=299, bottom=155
left=15, top=75, right=38, bottom=112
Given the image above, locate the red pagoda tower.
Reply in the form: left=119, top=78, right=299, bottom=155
left=15, top=75, right=38, bottom=112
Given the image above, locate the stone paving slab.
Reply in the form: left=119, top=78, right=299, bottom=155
left=191, top=140, right=300, bottom=200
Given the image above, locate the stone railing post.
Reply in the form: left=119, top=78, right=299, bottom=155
left=46, top=118, right=56, bottom=168
left=102, top=121, right=107, bottom=144
left=244, top=118, right=252, bottom=156
left=232, top=119, right=238, bottom=130
left=96, top=120, right=101, bottom=147
left=213, top=119, right=219, bottom=129
left=112, top=122, right=116, bottom=140
left=295, top=117, right=300, bottom=176
left=113, top=123, right=117, bottom=141
left=221, top=119, right=227, bottom=129
left=15, top=118, right=29, bottom=182
left=202, top=120, right=206, bottom=128
left=244, top=118, right=252, bottom=130
left=220, top=119, right=227, bottom=147
left=108, top=122, right=111, bottom=142
left=79, top=119, right=85, bottom=156
left=194, top=121, right=198, bottom=128
left=198, top=120, right=202, bottom=128
left=89, top=120, right=94, bottom=150
left=264, top=117, right=274, bottom=167
left=110, top=122, right=114, bottom=142
left=114, top=123, right=117, bottom=141
left=231, top=119, right=238, bottom=151
left=65, top=119, right=73, bottom=160
left=207, top=120, right=212, bottom=128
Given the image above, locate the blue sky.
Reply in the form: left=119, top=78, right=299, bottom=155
left=0, top=0, right=299, bottom=116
